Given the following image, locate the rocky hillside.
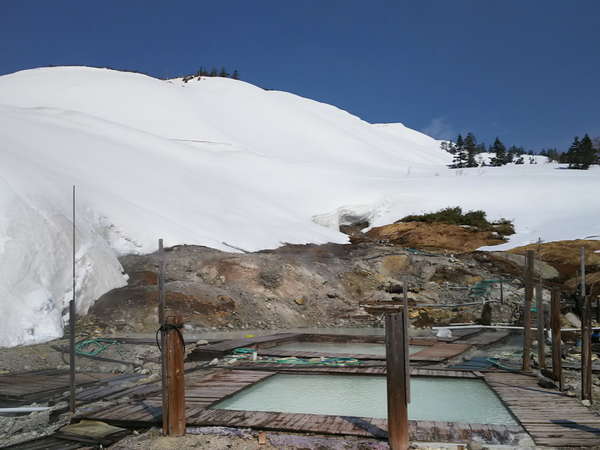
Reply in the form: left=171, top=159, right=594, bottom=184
left=83, top=237, right=559, bottom=335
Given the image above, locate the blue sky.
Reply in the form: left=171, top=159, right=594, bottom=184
left=2, top=1, right=599, bottom=150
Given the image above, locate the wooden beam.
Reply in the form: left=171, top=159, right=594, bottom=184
left=69, top=185, right=76, bottom=413
left=165, top=313, right=186, bottom=436
left=403, top=277, right=410, bottom=403
left=550, top=288, right=562, bottom=390
left=158, top=239, right=168, bottom=434
left=385, top=312, right=409, bottom=450
left=522, top=250, right=534, bottom=371
left=580, top=247, right=592, bottom=402
left=536, top=278, right=546, bottom=369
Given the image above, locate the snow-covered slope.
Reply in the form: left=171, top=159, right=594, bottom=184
left=0, top=66, right=598, bottom=346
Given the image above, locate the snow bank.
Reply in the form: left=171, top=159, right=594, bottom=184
left=0, top=66, right=598, bottom=346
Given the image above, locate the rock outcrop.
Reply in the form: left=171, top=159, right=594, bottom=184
left=364, top=222, right=506, bottom=253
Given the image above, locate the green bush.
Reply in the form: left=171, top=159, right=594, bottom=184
left=398, top=207, right=515, bottom=236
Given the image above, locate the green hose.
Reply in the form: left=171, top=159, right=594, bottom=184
left=75, top=338, right=119, bottom=356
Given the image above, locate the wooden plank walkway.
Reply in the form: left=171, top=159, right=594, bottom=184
left=410, top=342, right=471, bottom=362
left=454, top=329, right=512, bottom=346
left=0, top=370, right=116, bottom=404
left=215, top=364, right=480, bottom=379
left=485, top=371, right=600, bottom=447
left=188, top=333, right=301, bottom=360
left=294, top=333, right=385, bottom=344
left=187, top=409, right=524, bottom=445
left=82, top=369, right=274, bottom=424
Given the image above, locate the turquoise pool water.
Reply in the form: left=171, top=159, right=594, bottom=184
left=214, top=374, right=516, bottom=425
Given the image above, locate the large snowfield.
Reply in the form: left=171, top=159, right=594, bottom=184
left=0, top=67, right=598, bottom=347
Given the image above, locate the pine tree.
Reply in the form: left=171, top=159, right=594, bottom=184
left=463, top=133, right=478, bottom=167
left=440, top=141, right=457, bottom=154
left=448, top=134, right=466, bottom=168
left=209, top=67, right=218, bottom=77
left=565, top=136, right=582, bottom=169
left=219, top=67, right=229, bottom=77
left=489, top=137, right=507, bottom=166
left=231, top=70, right=240, bottom=80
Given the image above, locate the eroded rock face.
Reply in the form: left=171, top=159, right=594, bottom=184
left=86, top=242, right=527, bottom=334
left=365, top=222, right=506, bottom=253
left=508, top=240, right=600, bottom=289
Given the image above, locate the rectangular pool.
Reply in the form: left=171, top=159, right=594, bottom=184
left=214, top=374, right=516, bottom=425
left=268, top=341, right=425, bottom=356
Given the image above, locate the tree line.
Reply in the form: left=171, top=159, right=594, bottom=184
left=182, top=67, right=240, bottom=82
left=441, top=133, right=600, bottom=170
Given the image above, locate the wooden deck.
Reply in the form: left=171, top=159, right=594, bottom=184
left=485, top=371, right=600, bottom=447
left=194, top=332, right=471, bottom=364
left=454, top=329, right=512, bottom=346
left=410, top=342, right=471, bottom=362
left=0, top=370, right=117, bottom=404
left=82, top=369, right=274, bottom=425
left=187, top=409, right=525, bottom=445
left=79, top=367, right=527, bottom=445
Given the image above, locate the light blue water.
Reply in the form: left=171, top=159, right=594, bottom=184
left=269, top=341, right=424, bottom=356
left=214, top=374, right=516, bottom=425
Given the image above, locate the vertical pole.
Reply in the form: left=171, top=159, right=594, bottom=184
left=536, top=278, right=546, bottom=369
left=165, top=313, right=186, bottom=436
left=580, top=247, right=592, bottom=402
left=522, top=250, right=534, bottom=371
left=500, top=280, right=504, bottom=304
left=69, top=185, right=76, bottom=413
left=550, top=288, right=563, bottom=390
left=385, top=312, right=409, bottom=450
left=158, top=239, right=168, bottom=434
left=402, top=277, right=410, bottom=403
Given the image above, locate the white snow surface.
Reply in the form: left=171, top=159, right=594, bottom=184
left=474, top=152, right=550, bottom=165
left=0, top=66, right=598, bottom=346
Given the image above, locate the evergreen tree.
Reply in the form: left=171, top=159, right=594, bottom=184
left=448, top=134, right=467, bottom=168
left=231, top=70, right=240, bottom=80
left=219, top=67, right=229, bottom=77
left=565, top=136, right=582, bottom=169
left=209, top=67, right=218, bottom=77
left=475, top=142, right=487, bottom=154
left=489, top=137, right=507, bottom=166
left=567, top=134, right=597, bottom=169
left=440, top=141, right=457, bottom=154
left=463, top=133, right=478, bottom=167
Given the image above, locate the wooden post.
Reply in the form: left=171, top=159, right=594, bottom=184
left=580, top=247, right=592, bottom=402
left=385, top=312, right=409, bottom=450
left=536, top=278, right=546, bottom=369
left=403, top=277, right=410, bottom=403
left=69, top=185, right=76, bottom=413
left=550, top=288, right=563, bottom=390
left=165, top=313, right=186, bottom=436
left=158, top=239, right=169, bottom=434
left=522, top=250, right=534, bottom=371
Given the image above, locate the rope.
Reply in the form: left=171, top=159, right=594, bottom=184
left=155, top=323, right=185, bottom=353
